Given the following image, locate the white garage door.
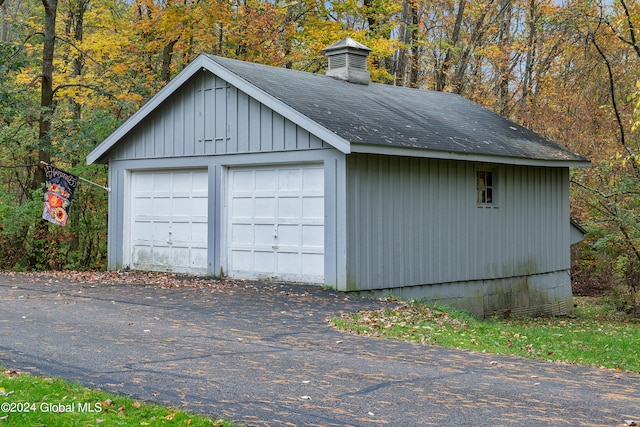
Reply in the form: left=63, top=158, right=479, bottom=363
left=130, top=170, right=208, bottom=274
left=227, top=164, right=324, bottom=283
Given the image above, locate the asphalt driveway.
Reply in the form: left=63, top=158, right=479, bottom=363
left=0, top=272, right=639, bottom=426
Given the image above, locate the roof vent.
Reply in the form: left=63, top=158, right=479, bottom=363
left=323, top=37, right=371, bottom=85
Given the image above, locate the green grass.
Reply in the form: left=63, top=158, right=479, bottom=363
left=0, top=369, right=234, bottom=426
left=331, top=296, right=640, bottom=373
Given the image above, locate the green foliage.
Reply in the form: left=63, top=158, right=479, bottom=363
left=0, top=369, right=234, bottom=426
left=0, top=0, right=637, bottom=281
left=0, top=176, right=108, bottom=271
left=331, top=297, right=640, bottom=372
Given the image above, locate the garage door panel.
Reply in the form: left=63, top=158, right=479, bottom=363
left=173, top=197, right=195, bottom=216
left=135, top=221, right=153, bottom=237
left=171, top=222, right=193, bottom=241
left=191, top=248, right=208, bottom=267
left=231, top=197, right=252, bottom=218
left=277, top=252, right=300, bottom=275
left=152, top=222, right=171, bottom=240
left=190, top=223, right=208, bottom=245
left=278, top=225, right=300, bottom=246
left=254, top=224, right=275, bottom=245
left=135, top=198, right=154, bottom=216
left=255, top=198, right=275, bottom=217
left=227, top=164, right=324, bottom=283
left=172, top=247, right=190, bottom=266
left=132, top=246, right=151, bottom=264
left=302, top=225, right=323, bottom=247
left=302, top=197, right=323, bottom=218
left=231, top=224, right=253, bottom=244
left=192, top=199, right=208, bottom=218
left=230, top=250, right=253, bottom=271
left=279, top=169, right=303, bottom=191
left=233, top=170, right=255, bottom=191
left=136, top=173, right=154, bottom=190
left=172, top=172, right=193, bottom=190
left=278, top=197, right=301, bottom=218
left=255, top=170, right=277, bottom=190
left=152, top=246, right=170, bottom=265
left=254, top=251, right=276, bottom=272
left=303, top=168, right=323, bottom=190
left=151, top=197, right=172, bottom=215
left=130, top=169, right=208, bottom=274
left=302, top=253, right=324, bottom=276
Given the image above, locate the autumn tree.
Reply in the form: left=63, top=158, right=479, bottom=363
left=0, top=0, right=638, bottom=293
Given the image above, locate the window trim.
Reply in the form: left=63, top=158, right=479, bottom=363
left=476, top=168, right=498, bottom=207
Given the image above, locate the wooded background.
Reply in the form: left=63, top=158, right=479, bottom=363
left=0, top=0, right=638, bottom=302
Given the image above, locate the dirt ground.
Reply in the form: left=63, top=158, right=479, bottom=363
left=571, top=269, right=614, bottom=297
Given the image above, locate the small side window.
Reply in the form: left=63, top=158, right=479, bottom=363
left=477, top=170, right=494, bottom=205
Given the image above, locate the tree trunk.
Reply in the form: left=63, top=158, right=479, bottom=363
left=66, top=0, right=88, bottom=253
left=435, top=0, right=465, bottom=92
left=395, top=0, right=419, bottom=87
left=496, top=0, right=513, bottom=116
left=521, top=0, right=537, bottom=124
left=34, top=0, right=58, bottom=191
left=451, top=1, right=493, bottom=94
left=161, top=38, right=179, bottom=83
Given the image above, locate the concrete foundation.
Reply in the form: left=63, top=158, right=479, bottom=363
left=359, top=270, right=574, bottom=318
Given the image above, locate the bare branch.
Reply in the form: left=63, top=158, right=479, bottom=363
left=52, top=83, right=117, bottom=100
left=588, top=31, right=638, bottom=176
left=601, top=1, right=640, bottom=59
left=571, top=179, right=640, bottom=198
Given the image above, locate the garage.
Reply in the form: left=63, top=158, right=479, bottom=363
left=226, top=164, right=324, bottom=283
left=129, top=170, right=208, bottom=274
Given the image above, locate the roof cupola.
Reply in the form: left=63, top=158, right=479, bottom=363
left=323, top=37, right=371, bottom=85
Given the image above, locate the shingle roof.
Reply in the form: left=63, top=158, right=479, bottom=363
left=87, top=54, right=589, bottom=166
left=207, top=55, right=588, bottom=164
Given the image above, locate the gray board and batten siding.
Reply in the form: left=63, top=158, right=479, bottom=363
left=98, top=68, right=346, bottom=288
left=105, top=71, right=331, bottom=161
left=345, top=154, right=573, bottom=317
left=88, top=52, right=589, bottom=317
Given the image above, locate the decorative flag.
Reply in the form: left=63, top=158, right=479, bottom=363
left=42, top=165, right=78, bottom=226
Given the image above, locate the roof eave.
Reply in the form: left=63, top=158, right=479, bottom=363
left=350, top=143, right=591, bottom=168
